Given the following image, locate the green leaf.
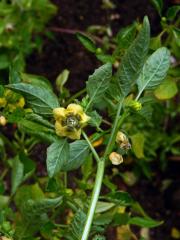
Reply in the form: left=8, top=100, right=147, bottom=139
left=128, top=216, right=163, bottom=228
left=116, top=22, right=137, bottom=49
left=96, top=54, right=115, bottom=64
left=150, top=0, right=163, bottom=16
left=15, top=196, right=62, bottom=239
left=86, top=63, right=112, bottom=109
left=0, top=54, right=10, bottom=69
left=9, top=63, right=21, bottom=84
left=137, top=47, right=170, bottom=98
left=47, top=139, right=69, bottom=177
left=61, top=140, right=89, bottom=171
left=0, top=195, right=9, bottom=210
left=21, top=73, right=53, bottom=91
left=150, top=35, right=162, bottom=50
left=131, top=133, right=145, bottom=159
left=7, top=83, right=59, bottom=115
left=11, top=155, right=24, bottom=195
left=19, top=119, right=57, bottom=143
left=95, top=201, right=115, bottom=213
left=154, top=78, right=178, bottom=100
left=25, top=112, right=54, bottom=129
left=166, top=6, right=180, bottom=21
left=23, top=197, right=63, bottom=219
left=107, top=191, right=134, bottom=206
left=11, top=154, right=36, bottom=195
left=56, top=69, right=70, bottom=92
left=88, top=111, right=102, bottom=129
left=116, top=16, right=150, bottom=96
left=66, top=209, right=86, bottom=240
left=93, top=235, right=106, bottom=240
left=15, top=183, right=44, bottom=210
left=77, top=32, right=96, bottom=53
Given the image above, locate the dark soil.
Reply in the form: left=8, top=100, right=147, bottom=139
left=25, top=0, right=179, bottom=239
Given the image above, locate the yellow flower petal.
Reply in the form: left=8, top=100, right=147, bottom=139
left=80, top=112, right=91, bottom=126
left=67, top=129, right=81, bottom=140
left=53, top=107, right=66, bottom=120
left=67, top=104, right=83, bottom=115
left=54, top=121, right=67, bottom=137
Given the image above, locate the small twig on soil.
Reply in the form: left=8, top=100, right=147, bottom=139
left=49, top=27, right=116, bottom=49
left=168, top=156, right=180, bottom=161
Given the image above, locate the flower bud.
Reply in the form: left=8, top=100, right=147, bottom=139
left=128, top=100, right=142, bottom=111
left=116, top=131, right=131, bottom=150
left=0, top=116, right=7, bottom=126
left=109, top=152, right=123, bottom=165
left=122, top=171, right=137, bottom=186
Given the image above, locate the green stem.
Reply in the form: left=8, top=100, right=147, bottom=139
left=64, top=172, right=67, bottom=188
left=104, top=99, right=124, bottom=157
left=82, top=131, right=100, bottom=163
left=81, top=160, right=105, bottom=240
left=81, top=100, right=124, bottom=240
left=66, top=88, right=86, bottom=106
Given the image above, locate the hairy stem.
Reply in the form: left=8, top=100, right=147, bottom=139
left=81, top=159, right=105, bottom=240
left=82, top=131, right=100, bottom=163
left=81, top=100, right=124, bottom=240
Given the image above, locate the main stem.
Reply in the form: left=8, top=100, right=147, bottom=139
left=81, top=100, right=124, bottom=240
left=81, top=160, right=105, bottom=240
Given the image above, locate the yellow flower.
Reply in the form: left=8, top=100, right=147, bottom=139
left=53, top=103, right=90, bottom=140
left=16, top=97, right=25, bottom=108
left=0, top=98, right=7, bottom=108
left=109, top=152, right=123, bottom=165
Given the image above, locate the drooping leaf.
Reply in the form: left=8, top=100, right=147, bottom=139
left=86, top=63, right=112, bottom=109
left=56, top=69, right=70, bottom=92
left=151, top=0, right=163, bottom=16
left=131, top=133, right=145, bottom=159
left=61, top=140, right=89, bottom=171
left=77, top=32, right=96, bottom=53
left=154, top=78, right=178, bottom=100
left=116, top=16, right=150, bottom=96
left=7, top=83, right=59, bottom=115
left=128, top=216, right=163, bottom=228
left=47, top=139, right=69, bottom=177
left=137, top=47, right=170, bottom=98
